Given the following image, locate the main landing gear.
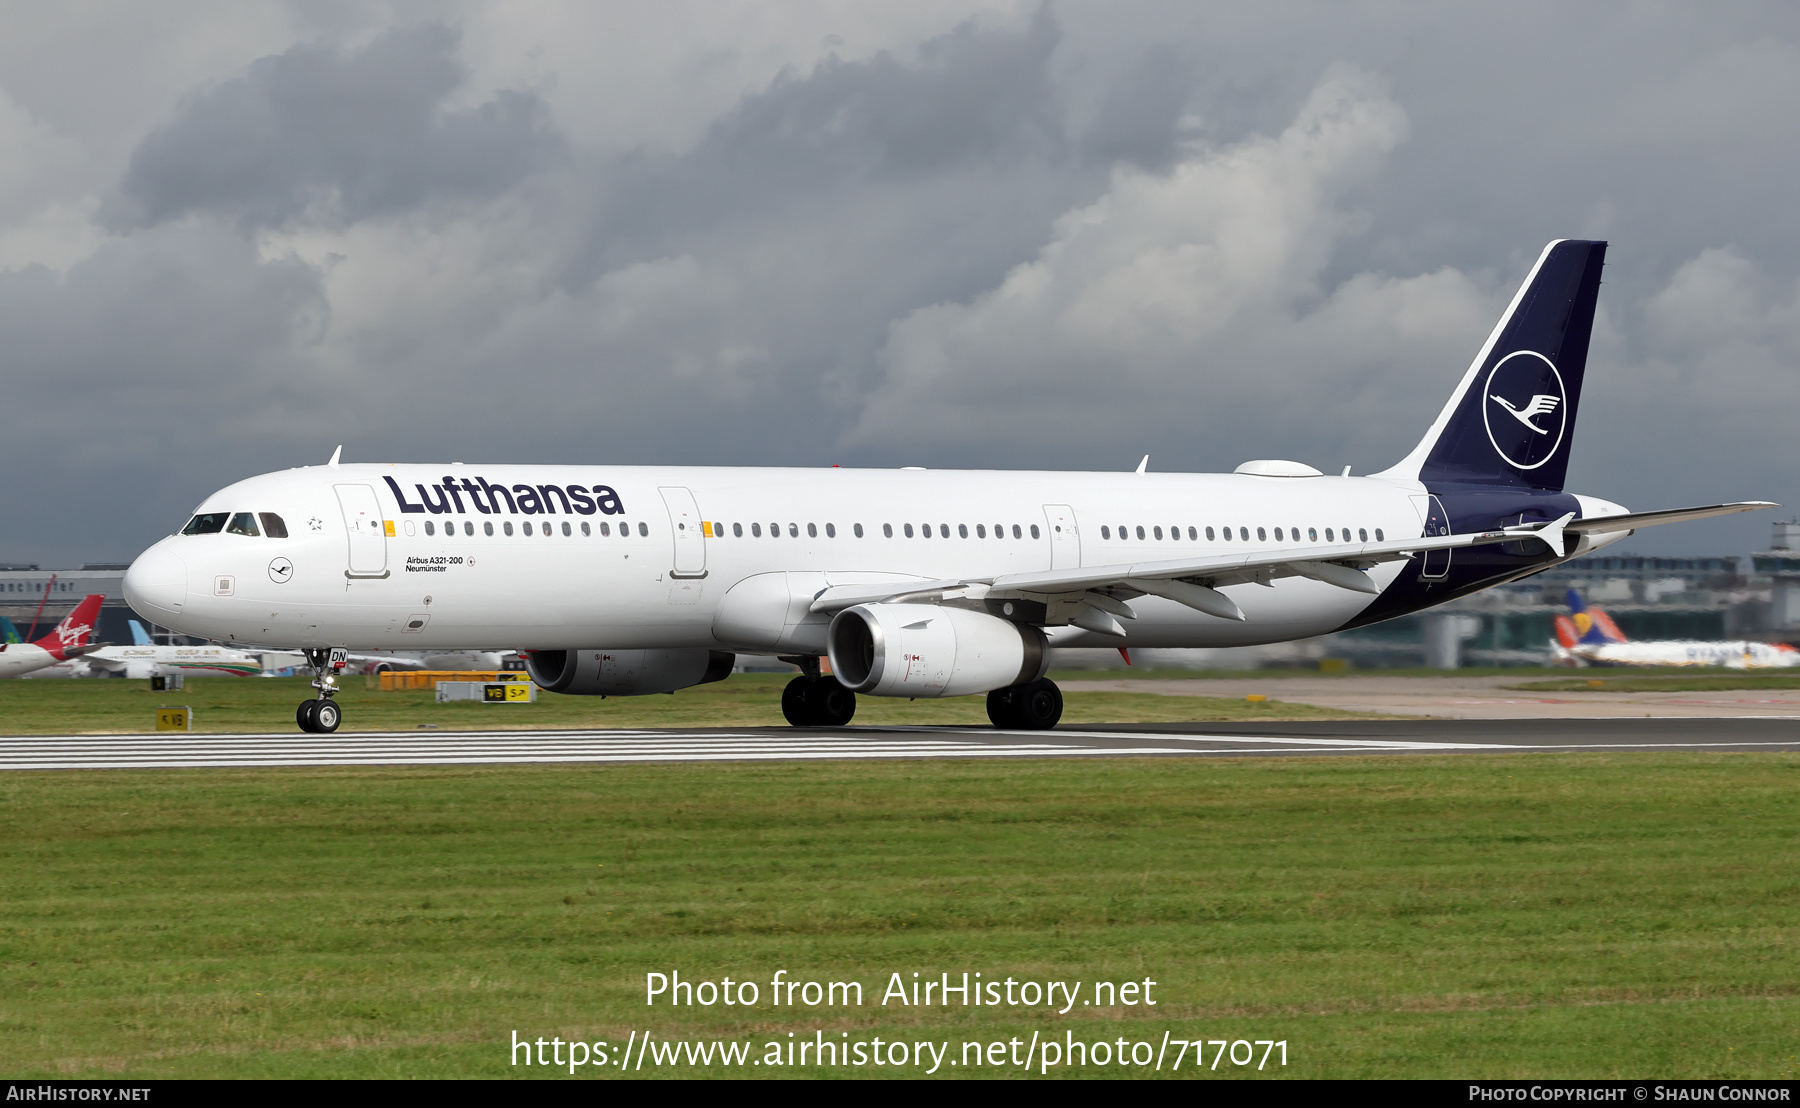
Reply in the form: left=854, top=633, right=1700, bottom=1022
left=986, top=678, right=1063, bottom=730
left=780, top=657, right=857, bottom=727
left=296, top=647, right=345, bottom=733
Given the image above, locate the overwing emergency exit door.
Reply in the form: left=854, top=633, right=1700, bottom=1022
left=659, top=486, right=707, bottom=578
left=335, top=483, right=389, bottom=578
left=1043, top=504, right=1081, bottom=569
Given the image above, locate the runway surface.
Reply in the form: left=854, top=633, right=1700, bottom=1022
left=1062, top=674, right=1800, bottom=719
left=3, top=718, right=1798, bottom=771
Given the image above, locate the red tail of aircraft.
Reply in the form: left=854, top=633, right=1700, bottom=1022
left=35, top=594, right=104, bottom=660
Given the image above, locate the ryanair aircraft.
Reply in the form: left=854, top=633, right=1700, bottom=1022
left=123, top=241, right=1773, bottom=733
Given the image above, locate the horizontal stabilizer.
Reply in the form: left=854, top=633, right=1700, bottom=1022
left=1566, top=501, right=1778, bottom=534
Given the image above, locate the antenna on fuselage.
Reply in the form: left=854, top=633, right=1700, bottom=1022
left=1135, top=455, right=1149, bottom=474
left=328, top=445, right=342, bottom=468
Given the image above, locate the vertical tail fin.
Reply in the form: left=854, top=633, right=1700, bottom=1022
left=1565, top=588, right=1627, bottom=645
left=0, top=616, right=19, bottom=645
left=129, top=620, right=153, bottom=646
left=36, top=594, right=104, bottom=659
left=1377, top=240, right=1607, bottom=491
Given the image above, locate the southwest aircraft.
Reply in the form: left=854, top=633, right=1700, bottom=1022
left=1553, top=588, right=1800, bottom=668
left=122, top=241, right=1774, bottom=733
left=0, top=594, right=105, bottom=679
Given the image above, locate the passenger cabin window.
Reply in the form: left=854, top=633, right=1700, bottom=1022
left=1205, top=526, right=1215, bottom=540
left=485, top=522, right=495, bottom=536
left=1100, top=525, right=1110, bottom=539
left=958, top=524, right=968, bottom=538
left=1375, top=529, right=1384, bottom=541
left=807, top=523, right=818, bottom=538
left=904, top=523, right=914, bottom=538
left=258, top=512, right=288, bottom=538
left=226, top=512, right=260, bottom=537
left=1257, top=527, right=1267, bottom=541
left=523, top=522, right=533, bottom=536
left=1135, top=526, right=1145, bottom=540
left=1188, top=526, right=1197, bottom=540
left=1359, top=528, right=1369, bottom=542
left=826, top=523, right=837, bottom=538
left=562, top=522, right=572, bottom=536
left=1030, top=524, right=1040, bottom=539
left=920, top=523, right=931, bottom=539
left=883, top=524, right=893, bottom=538
left=503, top=522, right=514, bottom=536
left=639, top=522, right=649, bottom=537
left=181, top=512, right=229, bottom=535
left=1273, top=527, right=1282, bottom=541
left=977, top=524, right=987, bottom=538
left=787, top=523, right=797, bottom=538
left=581, top=522, right=591, bottom=536
left=425, top=521, right=435, bottom=536
left=854, top=523, right=864, bottom=537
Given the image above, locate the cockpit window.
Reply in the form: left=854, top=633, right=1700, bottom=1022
left=259, top=512, right=288, bottom=538
left=226, top=512, right=261, bottom=537
left=181, top=512, right=229, bottom=535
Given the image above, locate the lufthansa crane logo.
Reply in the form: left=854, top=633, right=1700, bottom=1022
left=1482, top=350, right=1566, bottom=470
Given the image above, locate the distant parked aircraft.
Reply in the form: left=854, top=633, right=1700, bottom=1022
left=1552, top=588, right=1799, bottom=668
left=0, top=595, right=106, bottom=678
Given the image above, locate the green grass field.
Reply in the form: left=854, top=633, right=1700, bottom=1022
left=0, top=674, right=1379, bottom=735
left=1, top=753, right=1795, bottom=1079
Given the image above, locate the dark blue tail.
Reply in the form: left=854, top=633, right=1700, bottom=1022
left=1379, top=240, right=1606, bottom=492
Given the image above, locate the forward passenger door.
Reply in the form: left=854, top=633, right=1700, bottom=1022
left=335, top=484, right=389, bottom=579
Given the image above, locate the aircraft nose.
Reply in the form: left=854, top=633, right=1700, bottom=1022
left=123, top=541, right=188, bottom=621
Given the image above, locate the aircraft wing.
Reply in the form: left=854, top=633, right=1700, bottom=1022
left=1566, top=501, right=1778, bottom=534
left=810, top=525, right=1545, bottom=624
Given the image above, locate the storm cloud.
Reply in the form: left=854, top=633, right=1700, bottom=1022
left=0, top=3, right=1797, bottom=565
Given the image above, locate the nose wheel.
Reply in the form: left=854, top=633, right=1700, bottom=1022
left=297, top=648, right=346, bottom=733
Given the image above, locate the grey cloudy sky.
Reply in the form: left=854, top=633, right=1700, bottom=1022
left=3, top=1, right=1798, bottom=565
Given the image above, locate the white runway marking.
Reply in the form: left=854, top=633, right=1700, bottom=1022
left=2, top=725, right=1797, bottom=771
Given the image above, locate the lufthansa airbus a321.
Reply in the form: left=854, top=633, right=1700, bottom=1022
left=122, top=241, right=1774, bottom=733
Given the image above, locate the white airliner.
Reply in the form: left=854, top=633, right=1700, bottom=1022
left=123, top=241, right=1774, bottom=733
left=22, top=617, right=263, bottom=679
left=0, top=595, right=105, bottom=679
left=1552, top=589, right=1800, bottom=669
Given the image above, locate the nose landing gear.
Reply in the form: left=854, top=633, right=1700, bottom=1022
left=297, top=648, right=347, bottom=733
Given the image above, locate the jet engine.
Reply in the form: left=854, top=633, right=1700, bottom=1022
left=827, top=604, right=1047, bottom=698
left=526, top=648, right=735, bottom=696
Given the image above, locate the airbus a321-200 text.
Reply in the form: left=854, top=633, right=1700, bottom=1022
left=122, top=240, right=1775, bottom=734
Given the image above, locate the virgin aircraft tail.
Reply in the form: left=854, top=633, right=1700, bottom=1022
left=35, top=594, right=105, bottom=660
left=1378, top=240, right=1607, bottom=492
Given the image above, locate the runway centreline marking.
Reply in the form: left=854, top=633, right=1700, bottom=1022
left=2, top=724, right=1797, bottom=771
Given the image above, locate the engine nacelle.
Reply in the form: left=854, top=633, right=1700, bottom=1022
left=827, top=604, right=1047, bottom=698
left=526, top=648, right=735, bottom=696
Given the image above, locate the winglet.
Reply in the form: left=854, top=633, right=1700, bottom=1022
left=1135, top=455, right=1149, bottom=474
left=328, top=445, right=342, bottom=468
